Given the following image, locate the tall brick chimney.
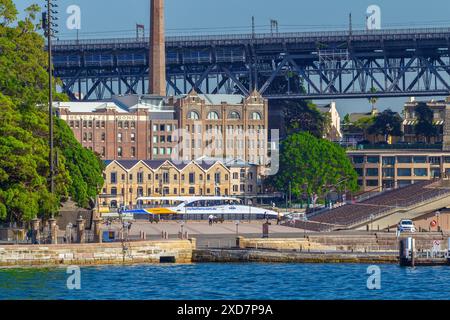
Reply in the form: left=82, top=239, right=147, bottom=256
left=149, top=0, right=166, bottom=96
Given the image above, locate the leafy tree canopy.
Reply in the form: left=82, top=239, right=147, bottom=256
left=280, top=99, right=330, bottom=138
left=271, top=132, right=358, bottom=198
left=0, top=0, right=104, bottom=223
left=414, top=102, right=437, bottom=142
left=368, top=109, right=403, bottom=141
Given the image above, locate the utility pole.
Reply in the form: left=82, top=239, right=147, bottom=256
left=43, top=0, right=58, bottom=218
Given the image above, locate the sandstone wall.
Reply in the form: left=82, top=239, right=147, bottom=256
left=0, top=239, right=195, bottom=267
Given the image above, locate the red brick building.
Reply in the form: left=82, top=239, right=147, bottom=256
left=56, top=90, right=269, bottom=165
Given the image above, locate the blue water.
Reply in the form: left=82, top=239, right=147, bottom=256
left=0, top=263, right=449, bottom=300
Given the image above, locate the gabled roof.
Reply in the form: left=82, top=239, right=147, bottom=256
left=142, top=159, right=170, bottom=170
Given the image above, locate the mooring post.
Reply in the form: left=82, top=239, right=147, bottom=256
left=410, top=237, right=415, bottom=268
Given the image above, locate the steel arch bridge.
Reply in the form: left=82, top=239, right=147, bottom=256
left=52, top=27, right=450, bottom=101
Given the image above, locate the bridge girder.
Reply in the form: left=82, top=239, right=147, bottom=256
left=52, top=28, right=450, bottom=100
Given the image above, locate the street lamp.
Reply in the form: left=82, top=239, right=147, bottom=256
left=43, top=0, right=59, bottom=218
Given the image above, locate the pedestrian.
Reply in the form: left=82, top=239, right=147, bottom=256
left=208, top=214, right=214, bottom=226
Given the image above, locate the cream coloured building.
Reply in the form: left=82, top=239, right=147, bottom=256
left=100, top=159, right=259, bottom=209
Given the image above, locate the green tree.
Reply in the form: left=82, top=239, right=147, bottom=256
left=272, top=132, right=358, bottom=200
left=0, top=1, right=104, bottom=224
left=368, top=109, right=403, bottom=143
left=414, top=102, right=437, bottom=143
left=280, top=100, right=330, bottom=138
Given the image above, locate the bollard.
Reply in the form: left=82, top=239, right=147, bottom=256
left=31, top=218, right=41, bottom=244
left=184, top=231, right=188, bottom=240
left=143, top=231, right=146, bottom=240
left=76, top=217, right=85, bottom=243
left=447, top=238, right=450, bottom=264
left=48, top=218, right=57, bottom=244
left=93, top=218, right=102, bottom=243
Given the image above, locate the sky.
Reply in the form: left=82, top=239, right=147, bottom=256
left=14, top=0, right=450, bottom=115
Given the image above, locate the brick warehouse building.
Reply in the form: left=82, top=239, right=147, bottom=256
left=56, top=90, right=269, bottom=165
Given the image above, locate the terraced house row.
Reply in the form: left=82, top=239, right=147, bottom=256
left=100, top=159, right=260, bottom=209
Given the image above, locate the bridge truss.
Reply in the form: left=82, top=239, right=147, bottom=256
left=52, top=27, right=450, bottom=100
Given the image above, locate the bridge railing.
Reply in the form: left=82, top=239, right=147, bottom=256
left=52, top=27, right=450, bottom=47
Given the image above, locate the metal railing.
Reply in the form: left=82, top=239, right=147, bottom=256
left=346, top=187, right=450, bottom=229
left=52, top=26, right=450, bottom=47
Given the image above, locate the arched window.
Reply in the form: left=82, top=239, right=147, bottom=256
left=251, top=112, right=262, bottom=120
left=228, top=111, right=241, bottom=120
left=188, top=111, right=200, bottom=120
left=207, top=111, right=220, bottom=120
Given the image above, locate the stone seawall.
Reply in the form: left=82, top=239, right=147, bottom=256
left=193, top=249, right=398, bottom=264
left=0, top=239, right=195, bottom=267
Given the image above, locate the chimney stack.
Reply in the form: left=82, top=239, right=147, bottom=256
left=149, top=0, right=166, bottom=96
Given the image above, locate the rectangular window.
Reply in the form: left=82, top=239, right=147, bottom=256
left=163, top=172, right=170, bottom=184
left=414, top=168, right=428, bottom=177
left=352, top=156, right=364, bottom=164
left=153, top=124, right=158, bottom=132
left=397, top=156, right=412, bottom=164
left=397, top=168, right=412, bottom=177
left=382, top=168, right=395, bottom=178
left=153, top=147, right=158, bottom=155
left=413, top=156, right=427, bottom=163
left=382, top=157, right=395, bottom=165
left=429, top=157, right=441, bottom=165
left=137, top=172, right=144, bottom=184
left=189, top=173, right=195, bottom=184
left=366, top=168, right=379, bottom=177
left=366, top=180, right=379, bottom=187
left=153, top=136, right=158, bottom=143
left=110, top=172, right=117, bottom=184
left=367, top=156, right=379, bottom=164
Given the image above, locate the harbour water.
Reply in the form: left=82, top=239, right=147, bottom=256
left=0, top=263, right=449, bottom=300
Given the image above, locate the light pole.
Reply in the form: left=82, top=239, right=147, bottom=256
left=235, top=220, right=240, bottom=236
left=43, top=0, right=59, bottom=218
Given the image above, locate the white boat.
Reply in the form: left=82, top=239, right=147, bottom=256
left=121, top=196, right=281, bottom=220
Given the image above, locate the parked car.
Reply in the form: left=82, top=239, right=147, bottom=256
left=284, top=212, right=306, bottom=222
left=397, top=219, right=416, bottom=233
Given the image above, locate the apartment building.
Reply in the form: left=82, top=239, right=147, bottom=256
left=348, top=149, right=450, bottom=192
